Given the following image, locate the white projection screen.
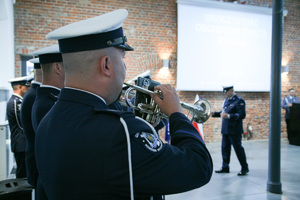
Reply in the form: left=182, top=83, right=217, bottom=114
left=177, top=0, right=273, bottom=92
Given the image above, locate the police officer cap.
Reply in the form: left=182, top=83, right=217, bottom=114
left=46, top=9, right=134, bottom=53
left=8, top=75, right=34, bottom=86
left=32, top=45, right=63, bottom=64
left=28, top=57, right=41, bottom=69
left=223, top=86, right=234, bottom=93
left=288, top=88, right=295, bottom=92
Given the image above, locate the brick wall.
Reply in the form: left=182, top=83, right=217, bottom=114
left=14, top=0, right=300, bottom=143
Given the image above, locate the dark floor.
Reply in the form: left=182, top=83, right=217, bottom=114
left=166, top=139, right=300, bottom=200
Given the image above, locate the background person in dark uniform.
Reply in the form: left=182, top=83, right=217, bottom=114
left=31, top=44, right=64, bottom=131
left=31, top=45, right=64, bottom=200
left=6, top=75, right=33, bottom=178
left=20, top=57, right=42, bottom=187
left=35, top=9, right=213, bottom=200
left=211, top=86, right=249, bottom=176
left=282, top=88, right=299, bottom=143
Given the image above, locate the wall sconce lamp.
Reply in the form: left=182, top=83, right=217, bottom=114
left=163, top=59, right=169, bottom=68
left=282, top=65, right=289, bottom=74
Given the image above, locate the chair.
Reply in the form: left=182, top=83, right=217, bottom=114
left=0, top=178, right=32, bottom=200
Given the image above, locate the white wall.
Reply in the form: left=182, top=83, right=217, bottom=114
left=0, top=0, right=14, bottom=121
left=0, top=0, right=14, bottom=90
left=0, top=0, right=14, bottom=120
left=0, top=0, right=15, bottom=180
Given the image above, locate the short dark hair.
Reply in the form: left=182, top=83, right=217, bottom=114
left=289, top=88, right=295, bottom=92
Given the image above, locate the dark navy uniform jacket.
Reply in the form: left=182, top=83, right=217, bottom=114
left=212, top=95, right=246, bottom=135
left=108, top=100, right=123, bottom=111
left=282, top=95, right=299, bottom=119
left=20, top=82, right=40, bottom=186
left=35, top=88, right=213, bottom=200
left=31, top=86, right=60, bottom=131
left=6, top=94, right=26, bottom=153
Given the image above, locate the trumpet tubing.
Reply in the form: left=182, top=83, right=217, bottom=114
left=121, top=83, right=211, bottom=124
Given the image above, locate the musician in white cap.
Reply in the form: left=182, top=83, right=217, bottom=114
left=20, top=57, right=42, bottom=187
left=7, top=75, right=33, bottom=178
left=31, top=44, right=65, bottom=131
left=35, top=9, right=212, bottom=200
left=30, top=45, right=64, bottom=200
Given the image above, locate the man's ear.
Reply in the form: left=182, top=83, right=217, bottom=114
left=98, top=56, right=111, bottom=77
left=53, top=62, right=63, bottom=75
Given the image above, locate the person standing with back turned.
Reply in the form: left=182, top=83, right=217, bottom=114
left=20, top=57, right=42, bottom=188
left=211, top=86, right=249, bottom=176
left=35, top=9, right=213, bottom=200
left=7, top=75, right=33, bottom=178
left=31, top=44, right=64, bottom=131
left=31, top=44, right=64, bottom=200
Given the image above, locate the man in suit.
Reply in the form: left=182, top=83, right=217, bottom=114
left=6, top=75, right=33, bottom=178
left=211, top=86, right=249, bottom=176
left=282, top=88, right=299, bottom=143
left=35, top=9, right=213, bottom=200
left=20, top=58, right=42, bottom=187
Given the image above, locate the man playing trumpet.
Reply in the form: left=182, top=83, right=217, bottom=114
left=35, top=9, right=213, bottom=200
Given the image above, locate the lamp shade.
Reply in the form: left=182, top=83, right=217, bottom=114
left=282, top=65, right=289, bottom=74
left=163, top=59, right=169, bottom=68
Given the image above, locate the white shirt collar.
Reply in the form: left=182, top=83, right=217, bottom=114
left=40, top=85, right=61, bottom=91
left=64, top=87, right=107, bottom=104
left=31, top=80, right=42, bottom=85
left=12, top=93, right=23, bottom=99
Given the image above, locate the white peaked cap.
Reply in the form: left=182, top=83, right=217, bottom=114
left=31, top=45, right=63, bottom=64
left=32, top=44, right=60, bottom=56
left=8, top=74, right=34, bottom=86
left=47, top=9, right=127, bottom=40
left=28, top=57, right=41, bottom=69
left=28, top=57, right=40, bottom=64
left=46, top=9, right=134, bottom=53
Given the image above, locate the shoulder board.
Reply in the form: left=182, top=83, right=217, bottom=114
left=48, top=93, right=58, bottom=101
left=236, top=96, right=244, bottom=101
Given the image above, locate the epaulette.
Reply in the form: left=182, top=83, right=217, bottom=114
left=48, top=93, right=58, bottom=101
left=235, top=95, right=243, bottom=101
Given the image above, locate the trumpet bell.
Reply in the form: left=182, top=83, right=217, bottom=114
left=192, top=99, right=211, bottom=124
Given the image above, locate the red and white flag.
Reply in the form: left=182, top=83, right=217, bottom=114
left=192, top=94, right=204, bottom=140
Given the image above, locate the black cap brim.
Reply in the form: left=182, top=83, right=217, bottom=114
left=223, top=86, right=233, bottom=93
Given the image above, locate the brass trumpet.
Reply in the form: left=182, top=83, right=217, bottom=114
left=121, top=83, right=211, bottom=125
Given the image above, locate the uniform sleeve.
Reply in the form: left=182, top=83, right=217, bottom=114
left=154, top=118, right=167, bottom=131
left=108, top=101, right=123, bottom=111
left=229, top=98, right=246, bottom=121
left=14, top=99, right=23, bottom=130
left=212, top=111, right=221, bottom=117
left=32, top=99, right=55, bottom=131
left=282, top=97, right=289, bottom=109
left=212, top=99, right=225, bottom=118
left=127, top=112, right=213, bottom=197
